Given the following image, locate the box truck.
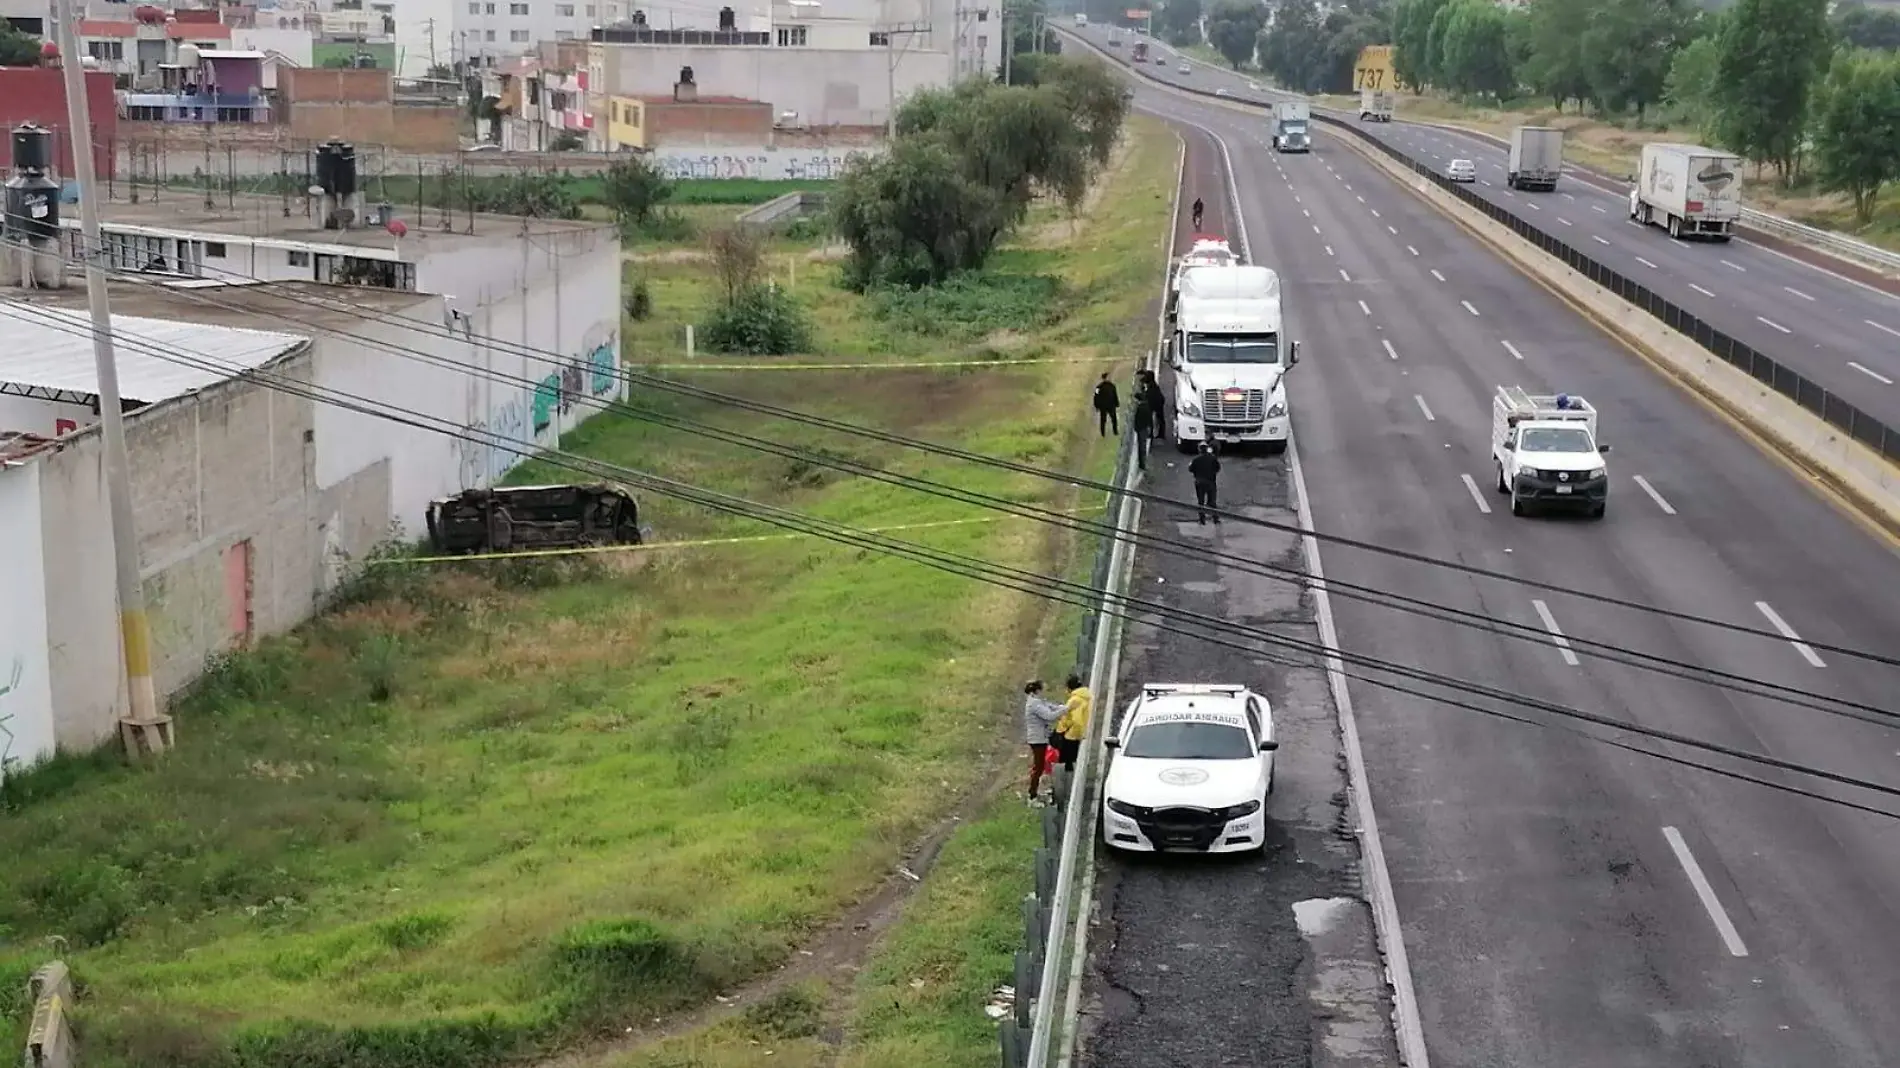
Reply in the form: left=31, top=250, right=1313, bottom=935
left=1629, top=142, right=1743, bottom=242
left=1358, top=89, right=1393, bottom=122
left=1506, top=126, right=1562, bottom=191
left=1271, top=101, right=1311, bottom=153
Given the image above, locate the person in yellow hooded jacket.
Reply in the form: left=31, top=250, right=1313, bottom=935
left=1051, top=673, right=1092, bottom=771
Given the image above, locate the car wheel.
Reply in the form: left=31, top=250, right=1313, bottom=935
left=1668, top=215, right=1681, bottom=239
left=1590, top=501, right=1607, bottom=519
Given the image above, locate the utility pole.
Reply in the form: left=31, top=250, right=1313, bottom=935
left=53, top=0, right=172, bottom=758
left=880, top=21, right=929, bottom=137
left=1001, top=5, right=1010, bottom=83
left=426, top=17, right=438, bottom=71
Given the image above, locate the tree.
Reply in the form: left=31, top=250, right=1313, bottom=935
left=1714, top=0, right=1833, bottom=181
left=1155, top=0, right=1204, bottom=48
left=1206, top=0, right=1267, bottom=69
left=1812, top=48, right=1900, bottom=222
left=1835, top=3, right=1900, bottom=52
left=1581, top=0, right=1693, bottom=121
left=0, top=22, right=39, bottom=66
left=600, top=155, right=673, bottom=229
left=1436, top=0, right=1513, bottom=98
left=1319, top=8, right=1392, bottom=95
left=1519, top=0, right=1593, bottom=110
left=1260, top=0, right=1333, bottom=93
left=1664, top=35, right=1723, bottom=132
left=1392, top=0, right=1450, bottom=89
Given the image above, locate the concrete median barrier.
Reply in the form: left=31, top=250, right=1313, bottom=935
left=22, top=961, right=76, bottom=1068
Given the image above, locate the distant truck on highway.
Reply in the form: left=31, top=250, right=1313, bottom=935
left=1506, top=126, right=1562, bottom=191
left=1490, top=386, right=1610, bottom=518
left=1358, top=89, right=1393, bottom=123
left=1074, top=11, right=1087, bottom=24
left=1629, top=142, right=1743, bottom=242
left=1271, top=101, right=1311, bottom=153
left=1132, top=40, right=1149, bottom=63
left=1167, top=265, right=1300, bottom=454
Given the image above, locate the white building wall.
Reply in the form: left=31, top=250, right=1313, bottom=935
left=0, top=462, right=56, bottom=780
left=599, top=46, right=950, bottom=126
left=232, top=27, right=317, bottom=68
left=0, top=394, right=92, bottom=438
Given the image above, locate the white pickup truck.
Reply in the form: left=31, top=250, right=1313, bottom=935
left=1490, top=386, right=1611, bottom=518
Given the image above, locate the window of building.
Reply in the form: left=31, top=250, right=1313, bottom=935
left=484, top=28, right=496, bottom=39
left=484, top=2, right=495, bottom=12
left=868, top=30, right=889, bottom=45
left=468, top=2, right=480, bottom=11
left=556, top=28, right=573, bottom=37
left=510, top=2, right=528, bottom=12
left=510, top=28, right=529, bottom=40
left=776, top=25, right=806, bottom=45
left=585, top=3, right=595, bottom=13
left=86, top=40, right=123, bottom=60
left=287, top=249, right=311, bottom=267
left=203, top=242, right=228, bottom=258
left=976, top=7, right=987, bottom=19
left=977, top=33, right=987, bottom=53
left=556, top=2, right=573, bottom=14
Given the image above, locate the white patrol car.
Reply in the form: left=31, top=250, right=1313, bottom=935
left=1101, top=683, right=1278, bottom=854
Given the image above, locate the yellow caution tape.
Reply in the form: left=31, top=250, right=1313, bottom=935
left=378, top=505, right=1109, bottom=565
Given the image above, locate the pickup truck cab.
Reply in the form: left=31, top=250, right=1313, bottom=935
left=1490, top=386, right=1611, bottom=518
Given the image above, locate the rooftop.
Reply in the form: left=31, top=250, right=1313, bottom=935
left=78, top=18, right=233, bottom=39
left=7, top=277, right=433, bottom=334
left=93, top=193, right=608, bottom=252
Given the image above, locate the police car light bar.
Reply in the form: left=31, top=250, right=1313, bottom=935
left=1142, top=683, right=1248, bottom=698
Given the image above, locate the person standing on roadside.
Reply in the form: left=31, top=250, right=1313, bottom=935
left=1022, top=680, right=1065, bottom=803
left=1189, top=441, right=1222, bottom=524
left=1052, top=673, right=1093, bottom=772
left=1137, top=369, right=1167, bottom=439
left=1132, top=385, right=1156, bottom=470
left=1092, top=373, right=1121, bottom=437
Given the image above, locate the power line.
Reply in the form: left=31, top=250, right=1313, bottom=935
left=18, top=215, right=1897, bottom=671
left=12, top=302, right=1900, bottom=819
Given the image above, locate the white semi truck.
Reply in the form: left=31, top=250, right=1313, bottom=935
left=1629, top=142, right=1743, bottom=242
left=1358, top=89, right=1393, bottom=122
left=1490, top=386, right=1610, bottom=518
left=1506, top=126, right=1562, bottom=191
left=1168, top=265, right=1301, bottom=454
left=1271, top=101, right=1311, bottom=153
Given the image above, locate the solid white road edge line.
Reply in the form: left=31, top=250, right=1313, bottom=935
left=1848, top=361, right=1894, bottom=386
left=1414, top=394, right=1436, bottom=421
left=1630, top=475, right=1677, bottom=515
left=1459, top=473, right=1493, bottom=514
left=1754, top=601, right=1827, bottom=668
left=1662, top=826, right=1751, bottom=958
left=1207, top=112, right=1432, bottom=1068
left=1530, top=600, right=1581, bottom=666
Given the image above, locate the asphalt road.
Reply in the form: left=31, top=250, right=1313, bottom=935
left=1077, top=55, right=1900, bottom=1068
left=1075, top=26, right=1900, bottom=432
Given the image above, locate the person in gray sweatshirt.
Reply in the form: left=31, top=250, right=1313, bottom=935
left=1022, top=679, right=1066, bottom=802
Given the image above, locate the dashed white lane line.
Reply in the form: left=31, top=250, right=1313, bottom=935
left=1459, top=473, right=1493, bottom=514
left=1382, top=339, right=1400, bottom=360
left=1414, top=394, right=1436, bottom=421
left=1479, top=179, right=1493, bottom=186
left=1371, top=208, right=1383, bottom=218
left=1783, top=286, right=1815, bottom=301
left=1461, top=299, right=1481, bottom=316
left=1592, top=235, right=1611, bottom=246
left=1313, top=224, right=1322, bottom=235
left=1636, top=256, right=1660, bottom=269
left=1757, top=316, right=1791, bottom=334
left=1557, top=216, right=1573, bottom=226
left=1326, top=245, right=1336, bottom=256
left=1849, top=361, right=1894, bottom=385
left=1303, top=208, right=1312, bottom=218
left=1592, top=204, right=1607, bottom=213
left=1631, top=475, right=1677, bottom=515
left=1721, top=259, right=1746, bottom=272
left=1388, top=225, right=1399, bottom=235
left=1430, top=268, right=1446, bottom=282
left=1356, top=194, right=1366, bottom=203
left=1868, top=319, right=1900, bottom=340
left=1359, top=299, right=1373, bottom=316
left=1525, top=202, right=1542, bottom=211
left=1690, top=283, right=1716, bottom=297
left=1340, top=268, right=1353, bottom=282
left=1501, top=340, right=1524, bottom=360
left=1407, top=245, right=1420, bottom=256
left=1531, top=599, right=1580, bottom=666
left=1755, top=601, right=1826, bottom=668
left=1662, top=827, right=1751, bottom=958
left=1293, top=194, right=1302, bottom=204
left=1561, top=192, right=1577, bottom=201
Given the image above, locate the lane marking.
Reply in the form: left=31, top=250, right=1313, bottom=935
left=1357, top=194, right=1366, bottom=203
left=1303, top=208, right=1312, bottom=218
left=1592, top=204, right=1607, bottom=213
left=1293, top=194, right=1301, bottom=204
left=1407, top=245, right=1420, bottom=256
left=1592, top=235, right=1611, bottom=246
left=1849, top=361, right=1894, bottom=385
left=1358, top=299, right=1373, bottom=316
left=1414, top=394, right=1436, bottom=421
left=1662, top=827, right=1751, bottom=958
left=1340, top=268, right=1353, bottom=282
left=1868, top=319, right=1900, bottom=340
left=1430, top=268, right=1446, bottom=282
left=1459, top=473, right=1493, bottom=514
left=1755, top=601, right=1826, bottom=668
left=1525, top=202, right=1542, bottom=211
left=1783, top=286, right=1814, bottom=301
left=1371, top=208, right=1383, bottom=218
left=1388, top=225, right=1399, bottom=235
left=1756, top=316, right=1791, bottom=334
left=1636, top=256, right=1660, bottom=269
left=1721, top=259, right=1746, bottom=272
left=1461, top=299, right=1480, bottom=316
left=1313, top=224, right=1322, bottom=235
left=1562, top=192, right=1577, bottom=201
left=1382, top=339, right=1400, bottom=360
left=1501, top=340, right=1524, bottom=360
left=1690, top=283, right=1715, bottom=297
left=1557, top=216, right=1573, bottom=226
left=1631, top=475, right=1676, bottom=515
left=1531, top=599, right=1580, bottom=666
left=1326, top=245, right=1336, bottom=256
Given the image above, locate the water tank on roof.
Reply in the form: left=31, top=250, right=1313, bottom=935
left=177, top=42, right=201, bottom=66
left=314, top=140, right=358, bottom=197
left=134, top=3, right=165, bottom=22
left=12, top=125, right=53, bottom=173
left=717, top=5, right=734, bottom=29
left=679, top=65, right=694, bottom=84
left=629, top=9, right=646, bottom=24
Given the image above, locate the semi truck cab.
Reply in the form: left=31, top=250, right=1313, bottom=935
left=1168, top=266, right=1299, bottom=454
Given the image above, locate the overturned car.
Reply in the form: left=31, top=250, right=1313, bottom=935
left=425, top=483, right=646, bottom=555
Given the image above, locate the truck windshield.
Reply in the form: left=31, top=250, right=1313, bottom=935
left=1124, top=722, right=1255, bottom=760
left=1186, top=334, right=1279, bottom=364
left=1519, top=426, right=1594, bottom=453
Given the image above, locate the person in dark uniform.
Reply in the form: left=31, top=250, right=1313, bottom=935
left=1137, top=369, right=1167, bottom=439
left=1092, top=373, right=1121, bottom=437
left=1132, top=386, right=1156, bottom=469
left=1189, top=441, right=1221, bottom=524
left=1191, top=197, right=1205, bottom=230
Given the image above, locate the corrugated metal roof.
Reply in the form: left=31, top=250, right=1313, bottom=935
left=0, top=303, right=308, bottom=405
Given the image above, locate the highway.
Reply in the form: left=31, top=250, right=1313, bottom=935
left=1075, top=46, right=1900, bottom=1068
left=1082, top=28, right=1900, bottom=429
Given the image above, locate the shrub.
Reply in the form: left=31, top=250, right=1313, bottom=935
left=868, top=271, right=1064, bottom=339
left=625, top=277, right=653, bottom=321
left=700, top=284, right=813, bottom=356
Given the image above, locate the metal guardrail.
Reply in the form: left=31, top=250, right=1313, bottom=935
left=735, top=190, right=827, bottom=229
left=1113, top=48, right=1900, bottom=468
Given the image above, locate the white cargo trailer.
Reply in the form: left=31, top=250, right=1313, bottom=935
left=1506, top=126, right=1563, bottom=191
left=1629, top=142, right=1743, bottom=242
left=1358, top=89, right=1393, bottom=122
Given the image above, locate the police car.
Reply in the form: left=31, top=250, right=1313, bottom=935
left=1101, top=683, right=1278, bottom=854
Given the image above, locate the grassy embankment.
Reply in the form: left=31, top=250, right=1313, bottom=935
left=0, top=115, right=1178, bottom=1068
left=1310, top=91, right=1900, bottom=251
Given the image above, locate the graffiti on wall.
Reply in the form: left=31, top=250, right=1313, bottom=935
left=559, top=361, right=584, bottom=414
left=588, top=341, right=616, bottom=396
left=532, top=375, right=560, bottom=432
left=650, top=147, right=882, bottom=182
left=0, top=658, right=21, bottom=779
left=458, top=390, right=532, bottom=489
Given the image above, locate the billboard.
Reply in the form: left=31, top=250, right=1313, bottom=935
left=1125, top=9, right=1152, bottom=19
left=1354, top=44, right=1397, bottom=91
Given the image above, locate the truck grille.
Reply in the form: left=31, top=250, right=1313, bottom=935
left=1202, top=388, right=1266, bottom=424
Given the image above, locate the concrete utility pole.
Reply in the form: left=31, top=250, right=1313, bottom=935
left=880, top=21, right=929, bottom=137
left=53, top=0, right=172, bottom=758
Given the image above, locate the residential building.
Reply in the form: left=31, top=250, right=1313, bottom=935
left=601, top=88, right=772, bottom=151
left=485, top=56, right=593, bottom=150
left=76, top=13, right=231, bottom=85
left=0, top=66, right=120, bottom=179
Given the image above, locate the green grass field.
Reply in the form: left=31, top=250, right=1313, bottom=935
left=0, top=117, right=1179, bottom=1068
